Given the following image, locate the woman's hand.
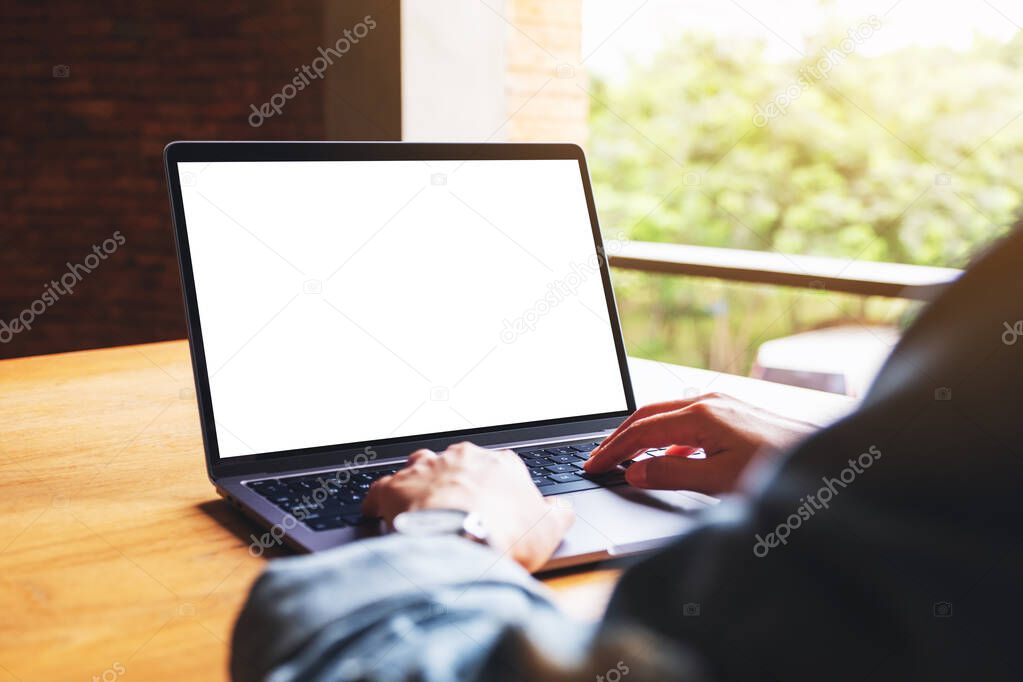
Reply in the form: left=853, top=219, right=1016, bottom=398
left=583, top=393, right=817, bottom=494
left=363, top=442, right=574, bottom=572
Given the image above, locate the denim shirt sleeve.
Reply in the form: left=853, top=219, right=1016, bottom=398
left=230, top=534, right=594, bottom=682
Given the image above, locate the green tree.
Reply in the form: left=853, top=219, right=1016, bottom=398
left=589, top=27, right=1023, bottom=372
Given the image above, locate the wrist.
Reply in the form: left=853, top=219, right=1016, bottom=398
left=392, top=508, right=490, bottom=546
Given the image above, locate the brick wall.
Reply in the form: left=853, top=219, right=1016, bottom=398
left=0, top=1, right=399, bottom=359
left=505, top=0, right=588, bottom=144
left=0, top=0, right=580, bottom=359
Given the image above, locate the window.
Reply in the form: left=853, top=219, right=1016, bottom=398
left=574, top=0, right=1022, bottom=385
left=409, top=1, right=1022, bottom=392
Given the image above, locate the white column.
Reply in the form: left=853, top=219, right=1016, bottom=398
left=401, top=0, right=509, bottom=141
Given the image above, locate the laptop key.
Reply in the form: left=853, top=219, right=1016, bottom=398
left=548, top=454, right=578, bottom=464
left=295, top=508, right=324, bottom=522
left=539, top=478, right=604, bottom=496
left=308, top=515, right=347, bottom=531
left=342, top=513, right=374, bottom=526
left=544, top=464, right=577, bottom=474
left=533, top=476, right=556, bottom=487
left=570, top=442, right=600, bottom=452
left=277, top=479, right=307, bottom=494
left=548, top=472, right=582, bottom=484
left=582, top=469, right=626, bottom=485
left=314, top=498, right=344, bottom=512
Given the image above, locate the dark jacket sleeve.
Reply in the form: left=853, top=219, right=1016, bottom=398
left=231, top=534, right=705, bottom=681
left=231, top=534, right=579, bottom=681
left=603, top=225, right=1023, bottom=682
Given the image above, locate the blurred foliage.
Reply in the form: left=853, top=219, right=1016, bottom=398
left=589, top=25, right=1023, bottom=373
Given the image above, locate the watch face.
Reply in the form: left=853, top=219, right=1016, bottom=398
left=393, top=508, right=469, bottom=537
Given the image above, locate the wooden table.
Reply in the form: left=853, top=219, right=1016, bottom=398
left=0, top=340, right=852, bottom=681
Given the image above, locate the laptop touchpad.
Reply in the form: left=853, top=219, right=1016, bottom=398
left=558, top=487, right=713, bottom=549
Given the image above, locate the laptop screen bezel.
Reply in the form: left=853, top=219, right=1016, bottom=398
left=164, top=142, right=637, bottom=479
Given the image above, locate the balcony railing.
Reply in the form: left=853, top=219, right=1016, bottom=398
left=607, top=241, right=962, bottom=300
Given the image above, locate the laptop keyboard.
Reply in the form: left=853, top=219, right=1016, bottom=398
left=244, top=464, right=399, bottom=532
left=244, top=440, right=628, bottom=532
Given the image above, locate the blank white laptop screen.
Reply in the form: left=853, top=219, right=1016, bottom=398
left=177, top=159, right=629, bottom=458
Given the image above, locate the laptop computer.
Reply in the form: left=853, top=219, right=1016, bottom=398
left=164, top=141, right=713, bottom=570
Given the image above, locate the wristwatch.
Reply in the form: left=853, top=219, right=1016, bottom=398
left=391, top=508, right=490, bottom=546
